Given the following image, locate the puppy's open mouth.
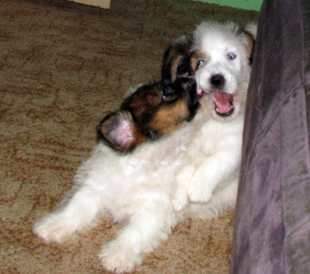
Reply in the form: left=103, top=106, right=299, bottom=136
left=213, top=91, right=234, bottom=116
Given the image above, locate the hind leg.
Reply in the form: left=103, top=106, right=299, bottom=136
left=33, top=183, right=103, bottom=243
left=99, top=203, right=177, bottom=273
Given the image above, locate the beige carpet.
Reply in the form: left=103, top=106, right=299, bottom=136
left=0, top=0, right=258, bottom=273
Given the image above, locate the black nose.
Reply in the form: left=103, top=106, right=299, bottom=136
left=210, top=74, right=225, bottom=88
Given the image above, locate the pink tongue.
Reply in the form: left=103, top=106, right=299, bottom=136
left=214, top=91, right=234, bottom=114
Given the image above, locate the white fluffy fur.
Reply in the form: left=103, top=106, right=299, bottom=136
left=33, top=117, right=206, bottom=273
left=33, top=22, right=256, bottom=273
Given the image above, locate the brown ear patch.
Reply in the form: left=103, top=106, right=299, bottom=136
left=190, top=49, right=205, bottom=72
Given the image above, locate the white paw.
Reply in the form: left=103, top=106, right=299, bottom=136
left=98, top=242, right=142, bottom=273
left=33, top=214, right=72, bottom=243
left=172, top=195, right=188, bottom=211
left=188, top=177, right=213, bottom=204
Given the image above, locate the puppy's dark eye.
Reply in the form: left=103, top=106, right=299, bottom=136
left=227, top=53, right=236, bottom=60
left=163, top=89, right=172, bottom=99
left=197, top=60, right=205, bottom=68
left=162, top=88, right=177, bottom=102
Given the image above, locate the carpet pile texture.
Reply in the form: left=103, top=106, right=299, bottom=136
left=0, top=0, right=258, bottom=273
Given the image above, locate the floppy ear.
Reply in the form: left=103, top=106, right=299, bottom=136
left=96, top=111, right=146, bottom=153
left=161, top=35, right=194, bottom=82
left=244, top=31, right=255, bottom=64
left=238, top=24, right=257, bottom=64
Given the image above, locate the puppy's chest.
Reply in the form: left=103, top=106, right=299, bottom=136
left=190, top=126, right=218, bottom=155
left=119, top=148, right=183, bottom=182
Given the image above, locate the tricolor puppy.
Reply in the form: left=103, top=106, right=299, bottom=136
left=163, top=22, right=257, bottom=213
left=97, top=79, right=199, bottom=153
left=33, top=78, right=203, bottom=273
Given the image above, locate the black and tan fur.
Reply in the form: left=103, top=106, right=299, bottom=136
left=97, top=78, right=199, bottom=153
left=161, top=35, right=194, bottom=83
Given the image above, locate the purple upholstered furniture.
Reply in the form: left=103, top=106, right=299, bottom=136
left=230, top=0, right=310, bottom=273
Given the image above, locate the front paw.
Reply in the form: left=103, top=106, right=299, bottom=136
left=98, top=242, right=142, bottom=273
left=188, top=176, right=213, bottom=204
left=172, top=194, right=188, bottom=211
left=33, top=214, right=72, bottom=243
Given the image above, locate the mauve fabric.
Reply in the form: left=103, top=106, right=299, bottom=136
left=230, top=0, right=310, bottom=273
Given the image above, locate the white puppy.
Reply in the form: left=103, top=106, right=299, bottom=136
left=162, top=22, right=256, bottom=212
